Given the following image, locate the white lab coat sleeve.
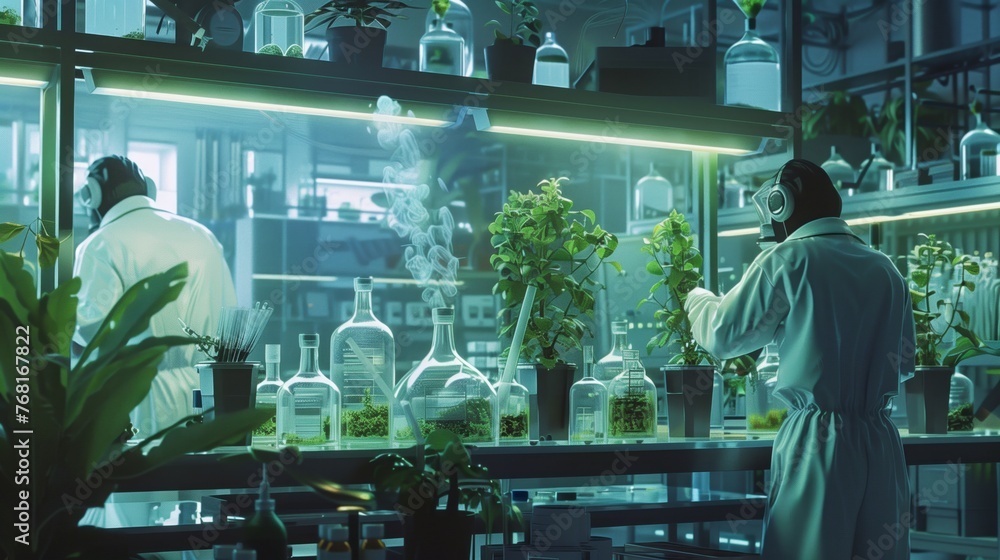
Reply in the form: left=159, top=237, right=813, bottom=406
left=73, top=249, right=124, bottom=348
left=684, top=262, right=787, bottom=359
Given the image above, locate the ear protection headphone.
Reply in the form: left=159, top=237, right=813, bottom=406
left=80, top=155, right=157, bottom=211
left=766, top=162, right=796, bottom=223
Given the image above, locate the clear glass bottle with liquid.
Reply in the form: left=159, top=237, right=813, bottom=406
left=277, top=334, right=341, bottom=448
left=254, top=0, right=305, bottom=55
left=393, top=307, right=497, bottom=446
left=607, top=350, right=657, bottom=443
left=745, top=344, right=786, bottom=432
left=253, top=344, right=283, bottom=447
left=821, top=146, right=856, bottom=192
left=497, top=361, right=530, bottom=445
left=360, top=523, right=386, bottom=560
left=423, top=0, right=473, bottom=76
left=533, top=32, right=570, bottom=88
left=569, top=346, right=608, bottom=444
left=330, top=277, right=395, bottom=448
left=594, top=320, right=634, bottom=383
left=959, top=113, right=1000, bottom=180
left=85, top=0, right=146, bottom=39
left=724, top=1, right=781, bottom=112
left=419, top=18, right=466, bottom=75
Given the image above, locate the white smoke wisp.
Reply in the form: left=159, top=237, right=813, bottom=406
left=371, top=96, right=459, bottom=309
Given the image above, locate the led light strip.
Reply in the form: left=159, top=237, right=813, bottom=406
left=485, top=125, right=753, bottom=156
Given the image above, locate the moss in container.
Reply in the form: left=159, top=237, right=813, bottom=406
left=748, top=408, right=787, bottom=431
left=253, top=405, right=277, bottom=437
left=283, top=415, right=332, bottom=446
left=343, top=389, right=390, bottom=439
left=258, top=43, right=284, bottom=55
left=948, top=403, right=974, bottom=431
left=396, top=397, right=493, bottom=442
left=0, top=8, right=21, bottom=25
left=122, top=30, right=145, bottom=40
left=500, top=411, right=528, bottom=439
left=609, top=392, right=656, bottom=441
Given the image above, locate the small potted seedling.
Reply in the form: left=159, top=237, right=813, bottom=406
left=484, top=0, right=542, bottom=82
left=306, top=0, right=421, bottom=66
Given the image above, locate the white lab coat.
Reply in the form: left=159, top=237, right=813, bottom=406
left=73, top=196, right=237, bottom=439
left=685, top=217, right=915, bottom=560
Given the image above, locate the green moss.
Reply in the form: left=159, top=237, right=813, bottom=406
left=570, top=431, right=604, bottom=444
left=283, top=415, right=332, bottom=446
left=258, top=43, right=284, bottom=56
left=748, top=408, right=787, bottom=431
left=500, top=411, right=528, bottom=439
left=285, top=44, right=304, bottom=58
left=0, top=7, right=21, bottom=25
left=122, top=30, right=145, bottom=40
left=343, top=389, right=390, bottom=439
left=609, top=393, right=655, bottom=438
left=948, top=403, right=974, bottom=431
left=253, top=405, right=277, bottom=437
left=396, top=397, right=493, bottom=442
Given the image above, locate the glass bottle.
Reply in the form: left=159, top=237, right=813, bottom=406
left=419, top=18, right=466, bottom=76
left=959, top=114, right=1000, bottom=180
left=821, top=146, right=856, bottom=192
left=594, top=320, right=634, bottom=383
left=277, top=334, right=341, bottom=448
left=254, top=0, right=305, bottom=55
left=569, top=346, right=608, bottom=444
left=533, top=32, right=570, bottom=88
left=424, top=0, right=474, bottom=76
left=745, top=344, right=786, bottom=432
left=319, top=525, right=352, bottom=560
left=633, top=164, right=674, bottom=220
left=360, top=524, right=386, bottom=560
left=253, top=344, right=283, bottom=447
left=84, top=0, right=146, bottom=39
left=607, top=350, right=657, bottom=443
left=393, top=307, right=497, bottom=446
left=330, top=277, right=395, bottom=448
left=858, top=144, right=894, bottom=193
left=497, top=361, right=530, bottom=445
left=710, top=370, right=725, bottom=431
left=948, top=369, right=974, bottom=431
left=724, top=1, right=781, bottom=112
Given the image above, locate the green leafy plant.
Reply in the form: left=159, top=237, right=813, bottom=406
left=395, top=397, right=493, bottom=442
left=371, top=429, right=521, bottom=530
left=638, top=210, right=757, bottom=374
left=486, top=0, right=542, bottom=47
left=489, top=177, right=621, bottom=370
left=1, top=220, right=61, bottom=268
left=906, top=233, right=1000, bottom=367
left=305, top=0, right=420, bottom=29
left=343, top=389, right=390, bottom=438
left=499, top=410, right=528, bottom=438
left=948, top=403, right=974, bottom=432
left=608, top=393, right=655, bottom=440
left=0, top=7, right=21, bottom=25
left=748, top=409, right=788, bottom=431
left=802, top=90, right=873, bottom=142
left=122, top=30, right=145, bottom=40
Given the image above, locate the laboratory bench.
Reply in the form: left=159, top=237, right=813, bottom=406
left=99, top=431, right=1000, bottom=557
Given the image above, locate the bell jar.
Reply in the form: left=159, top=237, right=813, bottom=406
left=724, top=0, right=781, bottom=112
left=254, top=0, right=305, bottom=55
left=424, top=0, right=473, bottom=76
left=960, top=112, right=1000, bottom=180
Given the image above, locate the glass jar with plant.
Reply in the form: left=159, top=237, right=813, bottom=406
left=904, top=233, right=1000, bottom=433
left=306, top=0, right=420, bottom=66
left=638, top=210, right=755, bottom=437
left=489, top=177, right=621, bottom=440
left=607, top=350, right=657, bottom=443
left=484, top=0, right=542, bottom=82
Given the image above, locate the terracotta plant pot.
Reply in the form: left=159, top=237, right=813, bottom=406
left=484, top=41, right=536, bottom=83
left=403, top=509, right=474, bottom=560
left=326, top=26, right=387, bottom=66
left=662, top=365, right=715, bottom=438
left=904, top=365, right=954, bottom=434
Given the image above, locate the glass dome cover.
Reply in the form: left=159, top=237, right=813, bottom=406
left=821, top=146, right=856, bottom=190
left=959, top=114, right=1000, bottom=180
left=393, top=307, right=497, bottom=445
left=254, top=0, right=305, bottom=55
left=424, top=0, right=473, bottom=76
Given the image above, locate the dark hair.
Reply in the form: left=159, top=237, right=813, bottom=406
left=778, top=158, right=842, bottom=223
left=88, top=155, right=148, bottom=216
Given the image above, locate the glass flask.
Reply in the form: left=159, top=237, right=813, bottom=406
left=393, top=307, right=497, bottom=445
left=959, top=114, right=1000, bottom=180
left=277, top=334, right=341, bottom=448
left=569, top=346, right=608, bottom=444
left=594, top=320, right=634, bottom=383
left=532, top=32, right=570, bottom=88
left=419, top=19, right=466, bottom=76
left=497, top=366, right=530, bottom=445
left=745, top=344, right=787, bottom=432
left=254, top=0, right=305, bottom=55
left=724, top=1, right=781, bottom=112
left=858, top=144, right=894, bottom=193
left=330, top=277, right=395, bottom=448
left=633, top=164, right=674, bottom=220
left=607, top=350, right=657, bottom=443
left=84, top=0, right=146, bottom=39
left=948, top=369, right=974, bottom=431
left=821, top=146, right=856, bottom=192
left=424, top=0, right=473, bottom=76
left=253, top=344, right=284, bottom=447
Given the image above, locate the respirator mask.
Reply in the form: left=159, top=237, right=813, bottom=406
left=751, top=180, right=778, bottom=250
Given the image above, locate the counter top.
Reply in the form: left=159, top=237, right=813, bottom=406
left=113, top=431, right=1000, bottom=493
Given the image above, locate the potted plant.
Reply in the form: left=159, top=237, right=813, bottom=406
left=371, top=428, right=521, bottom=560
left=306, top=0, right=421, bottom=66
left=904, top=233, right=1000, bottom=434
left=489, top=177, right=621, bottom=440
left=638, top=210, right=756, bottom=437
left=484, top=0, right=542, bottom=82
left=0, top=6, right=21, bottom=25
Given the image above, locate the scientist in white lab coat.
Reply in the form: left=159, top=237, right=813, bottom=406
left=685, top=159, right=915, bottom=559
left=73, top=155, right=237, bottom=439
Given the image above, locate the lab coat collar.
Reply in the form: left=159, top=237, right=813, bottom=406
left=785, top=217, right=864, bottom=244
left=100, top=196, right=155, bottom=227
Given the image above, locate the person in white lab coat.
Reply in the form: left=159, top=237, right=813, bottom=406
left=685, top=159, right=915, bottom=559
left=73, top=155, right=237, bottom=439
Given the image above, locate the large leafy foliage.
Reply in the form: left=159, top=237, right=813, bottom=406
left=305, top=0, right=420, bottom=29
left=485, top=0, right=542, bottom=47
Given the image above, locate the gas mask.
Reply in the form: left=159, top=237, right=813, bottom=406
left=751, top=179, right=779, bottom=250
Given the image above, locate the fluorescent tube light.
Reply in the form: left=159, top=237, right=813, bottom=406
left=0, top=76, right=48, bottom=88
left=253, top=274, right=339, bottom=282
left=485, top=125, right=753, bottom=155
left=0, top=59, right=52, bottom=88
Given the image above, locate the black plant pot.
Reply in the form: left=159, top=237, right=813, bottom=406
left=904, top=366, right=954, bottom=434
left=484, top=42, right=536, bottom=83
left=196, top=361, right=259, bottom=444
left=662, top=365, right=715, bottom=438
left=533, top=363, right=576, bottom=440
left=326, top=26, right=387, bottom=66
left=403, top=510, right=475, bottom=560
